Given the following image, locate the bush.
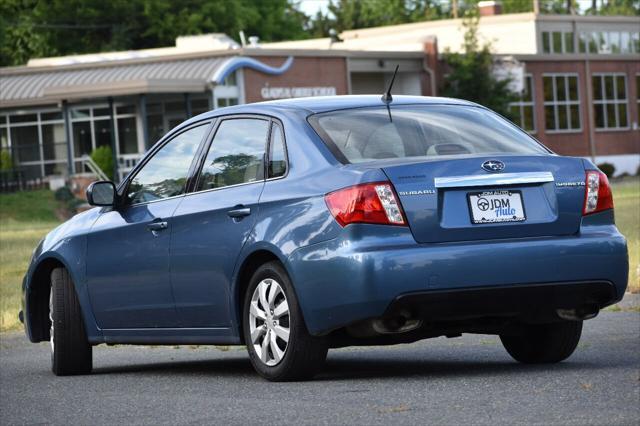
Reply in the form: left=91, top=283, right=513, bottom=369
left=54, top=186, right=74, bottom=202
left=0, top=150, right=13, bottom=170
left=597, top=162, right=615, bottom=178
left=90, top=145, right=114, bottom=180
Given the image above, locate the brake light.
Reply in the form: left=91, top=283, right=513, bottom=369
left=583, top=170, right=614, bottom=215
left=325, top=182, right=407, bottom=226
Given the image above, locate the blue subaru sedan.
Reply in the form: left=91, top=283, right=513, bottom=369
left=21, top=95, right=627, bottom=381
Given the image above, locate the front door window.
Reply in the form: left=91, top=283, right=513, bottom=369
left=127, top=123, right=208, bottom=204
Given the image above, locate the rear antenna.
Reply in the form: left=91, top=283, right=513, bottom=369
left=381, top=65, right=399, bottom=104
left=381, top=65, right=399, bottom=122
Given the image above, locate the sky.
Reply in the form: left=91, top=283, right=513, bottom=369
left=299, top=0, right=330, bottom=16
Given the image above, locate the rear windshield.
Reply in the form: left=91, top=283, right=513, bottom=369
left=308, top=105, right=548, bottom=163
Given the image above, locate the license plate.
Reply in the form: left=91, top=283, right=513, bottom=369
left=467, top=190, right=526, bottom=224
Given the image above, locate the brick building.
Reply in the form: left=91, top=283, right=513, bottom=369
left=1, top=5, right=638, bottom=181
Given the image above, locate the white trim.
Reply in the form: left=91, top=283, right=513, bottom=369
left=135, top=106, right=146, bottom=154
left=435, top=172, right=554, bottom=188
left=36, top=113, right=44, bottom=176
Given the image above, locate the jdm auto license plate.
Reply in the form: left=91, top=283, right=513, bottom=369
left=468, top=190, right=526, bottom=224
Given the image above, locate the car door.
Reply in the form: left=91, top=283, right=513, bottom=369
left=86, top=122, right=211, bottom=329
left=170, top=116, right=274, bottom=327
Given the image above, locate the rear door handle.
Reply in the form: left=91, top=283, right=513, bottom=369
left=227, top=207, right=251, bottom=218
left=147, top=221, right=168, bottom=231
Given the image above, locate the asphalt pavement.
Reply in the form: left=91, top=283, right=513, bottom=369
left=1, top=311, right=639, bottom=425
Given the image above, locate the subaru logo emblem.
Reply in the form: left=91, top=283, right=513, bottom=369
left=482, top=160, right=505, bottom=173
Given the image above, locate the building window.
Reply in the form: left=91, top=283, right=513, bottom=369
left=579, top=31, right=640, bottom=54
left=70, top=103, right=140, bottom=172
left=509, top=75, right=536, bottom=133
left=593, top=74, right=629, bottom=130
left=543, top=74, right=581, bottom=132
left=0, top=109, right=68, bottom=179
left=220, top=71, right=237, bottom=86
left=542, top=31, right=574, bottom=54
left=145, top=95, right=212, bottom=146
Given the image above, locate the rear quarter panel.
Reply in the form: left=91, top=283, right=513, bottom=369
left=230, top=110, right=389, bottom=332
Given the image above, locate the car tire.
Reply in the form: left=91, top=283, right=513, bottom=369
left=50, top=267, right=92, bottom=376
left=500, top=320, right=583, bottom=364
left=242, top=261, right=328, bottom=381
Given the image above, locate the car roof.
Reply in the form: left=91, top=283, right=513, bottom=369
left=253, top=95, right=476, bottom=113
left=191, top=95, right=478, bottom=121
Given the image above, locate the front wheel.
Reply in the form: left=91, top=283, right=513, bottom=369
left=50, top=267, right=92, bottom=375
left=500, top=320, right=583, bottom=364
left=243, top=261, right=328, bottom=381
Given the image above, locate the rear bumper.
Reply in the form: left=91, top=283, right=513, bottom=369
left=287, top=216, right=628, bottom=335
left=386, top=281, right=616, bottom=324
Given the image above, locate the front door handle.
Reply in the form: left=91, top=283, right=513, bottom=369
left=227, top=207, right=251, bottom=218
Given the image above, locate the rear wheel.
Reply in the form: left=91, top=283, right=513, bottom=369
left=500, top=320, right=582, bottom=364
left=50, top=267, right=92, bottom=375
left=243, top=261, right=327, bottom=381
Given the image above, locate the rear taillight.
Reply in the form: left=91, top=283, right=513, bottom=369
left=583, top=170, right=614, bottom=215
left=325, top=182, right=407, bottom=227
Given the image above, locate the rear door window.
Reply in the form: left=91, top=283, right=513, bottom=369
left=196, top=118, right=269, bottom=191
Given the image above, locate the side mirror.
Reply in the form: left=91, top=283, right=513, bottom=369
left=86, top=181, right=116, bottom=207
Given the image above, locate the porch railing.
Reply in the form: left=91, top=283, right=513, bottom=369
left=78, top=155, right=109, bottom=181
left=117, top=154, right=142, bottom=182
left=0, top=170, right=47, bottom=193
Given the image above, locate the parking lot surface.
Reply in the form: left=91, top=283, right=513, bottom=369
left=1, top=311, right=638, bottom=425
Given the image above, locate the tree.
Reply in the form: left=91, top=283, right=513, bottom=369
left=0, top=0, right=143, bottom=66
left=139, top=0, right=308, bottom=48
left=598, top=0, right=640, bottom=15
left=0, top=0, right=310, bottom=66
left=440, top=11, right=518, bottom=119
left=323, top=0, right=444, bottom=33
left=539, top=0, right=576, bottom=13
left=308, top=10, right=334, bottom=38
left=0, top=150, right=13, bottom=171
left=502, top=0, right=534, bottom=13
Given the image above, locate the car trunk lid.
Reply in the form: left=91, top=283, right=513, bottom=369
left=382, top=155, right=585, bottom=243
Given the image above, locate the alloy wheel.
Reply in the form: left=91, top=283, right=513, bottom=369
left=248, top=278, right=290, bottom=366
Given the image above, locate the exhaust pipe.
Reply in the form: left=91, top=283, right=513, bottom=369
left=557, top=304, right=599, bottom=321
left=346, top=310, right=422, bottom=338
left=372, top=314, right=422, bottom=334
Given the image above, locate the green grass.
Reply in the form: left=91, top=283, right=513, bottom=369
left=1, top=190, right=61, bottom=331
left=0, top=179, right=638, bottom=332
left=0, top=190, right=61, bottom=223
left=611, top=177, right=640, bottom=293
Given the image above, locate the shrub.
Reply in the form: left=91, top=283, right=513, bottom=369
left=0, top=150, right=13, bottom=171
left=54, top=186, right=74, bottom=202
left=90, top=145, right=114, bottom=180
left=597, top=162, right=615, bottom=178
